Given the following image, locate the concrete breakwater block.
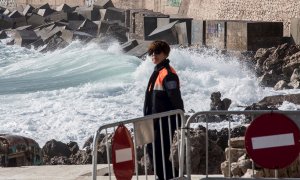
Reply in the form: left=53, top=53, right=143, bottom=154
left=32, top=3, right=51, bottom=14
left=148, top=21, right=178, bottom=45
left=78, top=19, right=98, bottom=36
left=126, top=40, right=152, bottom=58
left=56, top=4, right=74, bottom=13
left=206, top=20, right=227, bottom=49
left=170, top=15, right=192, bottom=45
left=8, top=10, right=23, bottom=18
left=75, top=7, right=100, bottom=21
left=27, top=14, right=45, bottom=28
left=105, top=23, right=128, bottom=43
left=191, top=20, right=206, bottom=46
left=103, top=7, right=125, bottom=23
left=37, top=8, right=56, bottom=17
left=14, top=30, right=38, bottom=47
left=227, top=21, right=283, bottom=51
left=16, top=25, right=33, bottom=30
left=93, top=0, right=114, bottom=9
left=121, top=39, right=138, bottom=52
left=175, top=22, right=188, bottom=45
left=0, top=19, right=12, bottom=30
left=291, top=18, right=300, bottom=45
left=47, top=12, right=84, bottom=22
left=22, top=4, right=34, bottom=16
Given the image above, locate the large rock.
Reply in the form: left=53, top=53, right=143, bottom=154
left=77, top=19, right=98, bottom=36
left=225, top=148, right=246, bottom=163
left=258, top=93, right=300, bottom=106
left=0, top=30, right=7, bottom=39
left=172, top=129, right=225, bottom=174
left=42, top=139, right=72, bottom=160
left=274, top=80, right=290, bottom=90
left=75, top=7, right=100, bottom=21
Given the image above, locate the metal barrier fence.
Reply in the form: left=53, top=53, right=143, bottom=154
left=184, top=110, right=300, bottom=179
left=92, top=110, right=300, bottom=180
left=92, top=109, right=186, bottom=180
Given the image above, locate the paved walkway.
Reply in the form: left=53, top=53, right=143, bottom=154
left=0, top=165, right=224, bottom=180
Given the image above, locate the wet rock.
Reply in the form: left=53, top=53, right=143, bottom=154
left=210, top=91, right=231, bottom=111
left=0, top=31, right=7, bottom=39
left=14, top=30, right=38, bottom=47
left=50, top=156, right=71, bottom=165
left=258, top=93, right=300, bottom=106
left=274, top=80, right=289, bottom=90
left=67, top=141, right=79, bottom=155
left=42, top=139, right=72, bottom=164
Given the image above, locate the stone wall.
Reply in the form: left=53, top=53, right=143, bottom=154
left=186, top=0, right=300, bottom=36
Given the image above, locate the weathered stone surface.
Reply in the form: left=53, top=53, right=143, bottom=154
left=231, top=162, right=243, bottom=177
left=221, top=161, right=230, bottom=177
left=56, top=4, right=73, bottom=13
left=37, top=8, right=55, bottom=17
left=93, top=0, right=114, bottom=9
left=228, top=137, right=244, bottom=149
left=225, top=148, right=246, bottom=163
left=22, top=4, right=34, bottom=16
left=42, top=139, right=72, bottom=160
left=191, top=20, right=205, bottom=46
left=8, top=10, right=22, bottom=18
left=14, top=30, right=38, bottom=47
left=175, top=22, right=188, bottom=45
left=40, top=35, right=69, bottom=53
left=148, top=21, right=178, bottom=45
left=274, top=80, right=289, bottom=90
left=77, top=19, right=98, bottom=36
left=27, top=14, right=45, bottom=28
left=121, top=39, right=138, bottom=52
left=16, top=25, right=33, bottom=30
left=237, top=158, right=252, bottom=174
left=105, top=23, right=128, bottom=43
left=242, top=169, right=264, bottom=178
left=172, top=129, right=225, bottom=174
left=103, top=7, right=125, bottom=23
left=75, top=7, right=100, bottom=21
left=258, top=93, right=300, bottom=106
left=126, top=40, right=152, bottom=58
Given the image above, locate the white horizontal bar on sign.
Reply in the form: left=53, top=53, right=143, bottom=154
left=115, top=148, right=132, bottom=163
left=252, top=133, right=295, bottom=150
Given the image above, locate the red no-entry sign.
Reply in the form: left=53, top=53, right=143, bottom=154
left=245, top=112, right=300, bottom=169
left=112, top=124, right=135, bottom=180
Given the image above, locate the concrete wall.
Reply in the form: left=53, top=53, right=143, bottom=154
left=186, top=0, right=300, bottom=36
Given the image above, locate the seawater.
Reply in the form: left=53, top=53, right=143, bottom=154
left=1, top=40, right=300, bottom=147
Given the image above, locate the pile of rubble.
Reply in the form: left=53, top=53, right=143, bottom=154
left=221, top=137, right=300, bottom=178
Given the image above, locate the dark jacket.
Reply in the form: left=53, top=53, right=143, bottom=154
left=143, top=59, right=184, bottom=115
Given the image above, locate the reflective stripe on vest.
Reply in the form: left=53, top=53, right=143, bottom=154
left=153, top=66, right=177, bottom=91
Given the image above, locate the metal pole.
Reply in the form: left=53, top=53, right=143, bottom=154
left=159, top=117, right=167, bottom=180
left=92, top=131, right=99, bottom=180
left=185, top=114, right=191, bottom=180
left=206, top=116, right=208, bottom=178
left=152, top=141, right=157, bottom=179
left=168, top=116, right=175, bottom=178
left=144, top=145, right=148, bottom=180
left=275, top=169, right=278, bottom=178
left=133, top=125, right=139, bottom=180
left=228, top=118, right=231, bottom=178
left=176, top=115, right=180, bottom=163
left=179, top=114, right=186, bottom=177
left=105, top=128, right=111, bottom=180
left=251, top=115, right=255, bottom=177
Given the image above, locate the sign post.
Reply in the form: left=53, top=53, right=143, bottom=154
left=245, top=112, right=300, bottom=169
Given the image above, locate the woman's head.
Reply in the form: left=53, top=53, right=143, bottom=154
left=147, top=40, right=170, bottom=64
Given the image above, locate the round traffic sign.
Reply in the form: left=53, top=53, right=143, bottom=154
left=245, top=112, right=300, bottom=169
left=112, top=124, right=135, bottom=180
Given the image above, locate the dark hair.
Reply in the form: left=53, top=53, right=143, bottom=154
left=147, top=40, right=170, bottom=56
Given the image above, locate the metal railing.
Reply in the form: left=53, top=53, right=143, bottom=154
left=92, top=109, right=186, bottom=180
left=183, top=110, right=300, bottom=179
